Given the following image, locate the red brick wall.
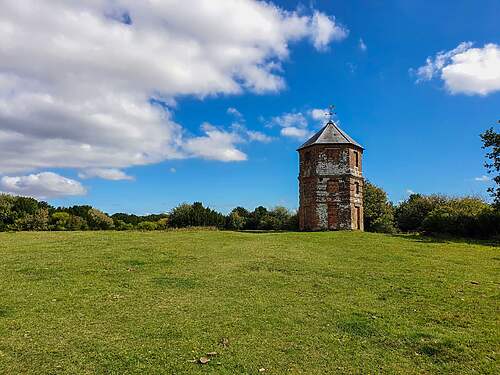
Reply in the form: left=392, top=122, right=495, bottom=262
left=298, top=144, right=364, bottom=231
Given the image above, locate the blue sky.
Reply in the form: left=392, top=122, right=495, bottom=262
left=1, top=0, right=499, bottom=214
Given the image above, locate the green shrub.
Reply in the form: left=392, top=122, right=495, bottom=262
left=421, top=197, right=492, bottom=237
left=67, top=215, right=88, bottom=231
left=395, top=194, right=446, bottom=232
left=137, top=221, right=158, bottom=231
left=51, top=212, right=71, bottom=230
left=156, top=218, right=169, bottom=230
left=114, top=219, right=134, bottom=231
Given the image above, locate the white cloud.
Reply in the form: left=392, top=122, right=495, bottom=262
left=474, top=175, right=490, bottom=182
left=359, top=38, right=367, bottom=51
left=169, top=167, right=177, bottom=173
left=0, top=172, right=86, bottom=199
left=309, top=108, right=330, bottom=125
left=414, top=42, right=500, bottom=95
left=183, top=123, right=247, bottom=162
left=269, top=108, right=329, bottom=139
left=247, top=130, right=273, bottom=143
left=269, top=112, right=308, bottom=139
left=78, top=168, right=134, bottom=181
left=0, top=1, right=347, bottom=173
left=227, top=107, right=243, bottom=119
left=406, top=189, right=416, bottom=195
left=309, top=11, right=348, bottom=51
left=270, top=112, right=308, bottom=129
left=230, top=121, right=273, bottom=144
left=280, top=126, right=310, bottom=139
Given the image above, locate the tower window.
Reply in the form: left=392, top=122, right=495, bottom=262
left=355, top=182, right=360, bottom=195
left=305, top=151, right=311, bottom=162
left=354, top=151, right=359, bottom=168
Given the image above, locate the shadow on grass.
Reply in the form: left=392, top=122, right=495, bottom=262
left=391, top=233, right=499, bottom=247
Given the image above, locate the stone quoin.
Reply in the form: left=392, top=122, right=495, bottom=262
left=297, top=119, right=364, bottom=231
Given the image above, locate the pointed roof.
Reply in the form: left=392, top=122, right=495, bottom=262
left=297, top=121, right=363, bottom=150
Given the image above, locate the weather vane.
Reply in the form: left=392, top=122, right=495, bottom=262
left=326, top=104, right=336, bottom=122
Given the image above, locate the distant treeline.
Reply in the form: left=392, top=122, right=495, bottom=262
left=0, top=194, right=297, bottom=232
left=363, top=181, right=500, bottom=239
left=1, top=186, right=499, bottom=238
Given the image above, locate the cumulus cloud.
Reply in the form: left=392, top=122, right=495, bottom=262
left=0, top=172, right=86, bottom=199
left=269, top=108, right=329, bottom=139
left=247, top=130, right=273, bottom=143
left=183, top=124, right=247, bottom=162
left=280, top=127, right=310, bottom=139
left=414, top=42, right=500, bottom=95
left=0, top=1, right=347, bottom=174
left=309, top=11, right=348, bottom=51
left=78, top=168, right=134, bottom=181
left=270, top=112, right=308, bottom=129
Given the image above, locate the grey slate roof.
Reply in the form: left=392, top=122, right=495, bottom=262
left=297, top=121, right=363, bottom=150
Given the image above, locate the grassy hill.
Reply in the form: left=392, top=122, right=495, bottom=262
left=0, top=230, right=498, bottom=374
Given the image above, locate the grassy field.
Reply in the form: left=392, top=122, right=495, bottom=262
left=0, top=230, right=498, bottom=374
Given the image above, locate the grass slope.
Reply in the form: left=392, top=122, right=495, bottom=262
left=0, top=231, right=498, bottom=374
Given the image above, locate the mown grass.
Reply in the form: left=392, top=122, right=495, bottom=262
left=0, top=230, right=498, bottom=374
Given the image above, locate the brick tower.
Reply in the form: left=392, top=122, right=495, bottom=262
left=297, top=119, right=364, bottom=231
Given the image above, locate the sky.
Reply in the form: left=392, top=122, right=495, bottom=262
left=0, top=0, right=499, bottom=214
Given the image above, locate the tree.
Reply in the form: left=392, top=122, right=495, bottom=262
left=248, top=206, right=268, bottom=229
left=227, top=210, right=246, bottom=230
left=0, top=194, right=15, bottom=230
left=421, top=197, right=490, bottom=237
left=14, top=208, right=49, bottom=231
left=395, top=194, right=446, bottom=232
left=169, top=202, right=225, bottom=228
left=87, top=208, right=114, bottom=230
left=363, top=181, right=395, bottom=233
left=480, top=124, right=500, bottom=208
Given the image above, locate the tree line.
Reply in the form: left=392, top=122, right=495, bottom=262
left=0, top=195, right=298, bottom=232
left=1, top=189, right=498, bottom=238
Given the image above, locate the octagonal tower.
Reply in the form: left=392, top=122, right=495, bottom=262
left=297, top=120, right=364, bottom=231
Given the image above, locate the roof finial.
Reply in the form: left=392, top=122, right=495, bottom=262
left=326, top=104, right=336, bottom=123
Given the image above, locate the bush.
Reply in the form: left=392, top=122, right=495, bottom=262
left=156, top=218, right=169, bottom=230
left=137, top=221, right=158, bottom=231
left=114, top=219, right=134, bottom=231
left=51, top=212, right=71, bottom=230
left=421, top=197, right=493, bottom=237
left=67, top=215, right=88, bottom=231
left=395, top=194, right=446, bottom=232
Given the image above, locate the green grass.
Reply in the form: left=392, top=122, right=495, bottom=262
left=0, top=230, right=498, bottom=374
